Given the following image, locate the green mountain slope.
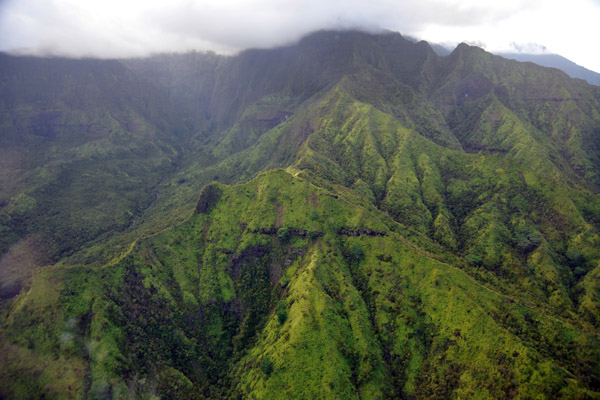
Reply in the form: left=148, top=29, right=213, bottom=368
left=499, top=52, right=600, bottom=87
left=0, top=54, right=194, bottom=299
left=1, top=30, right=600, bottom=399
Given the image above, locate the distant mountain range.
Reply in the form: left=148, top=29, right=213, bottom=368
left=1, top=30, right=600, bottom=399
left=498, top=53, right=600, bottom=86
left=408, top=36, right=600, bottom=86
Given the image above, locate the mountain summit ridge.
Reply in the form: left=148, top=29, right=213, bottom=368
left=1, top=30, right=600, bottom=399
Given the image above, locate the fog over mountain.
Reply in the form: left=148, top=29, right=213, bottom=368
left=1, top=0, right=599, bottom=73
left=499, top=53, right=600, bottom=86
left=411, top=37, right=600, bottom=86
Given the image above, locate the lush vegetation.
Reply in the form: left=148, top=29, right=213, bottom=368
left=1, top=30, right=600, bottom=398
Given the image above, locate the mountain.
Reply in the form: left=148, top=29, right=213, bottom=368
left=499, top=53, right=600, bottom=86
left=1, top=30, right=600, bottom=399
left=405, top=35, right=452, bottom=57
left=409, top=36, right=600, bottom=87
left=0, top=54, right=193, bottom=298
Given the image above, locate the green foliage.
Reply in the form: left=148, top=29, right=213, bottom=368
left=3, top=169, right=600, bottom=399
left=196, top=183, right=223, bottom=214
left=513, top=225, right=543, bottom=253
left=276, top=227, right=291, bottom=243
left=347, top=243, right=366, bottom=265
left=308, top=229, right=321, bottom=240
left=276, top=300, right=287, bottom=325
left=3, top=31, right=600, bottom=400
left=5, top=193, right=37, bottom=217
left=233, top=245, right=272, bottom=352
left=566, top=248, right=586, bottom=268
left=465, top=253, right=483, bottom=267
left=574, top=266, right=587, bottom=279
left=260, top=355, right=274, bottom=376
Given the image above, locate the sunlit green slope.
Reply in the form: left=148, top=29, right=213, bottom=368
left=2, top=170, right=598, bottom=399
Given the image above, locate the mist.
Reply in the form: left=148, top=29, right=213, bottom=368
left=1, top=0, right=599, bottom=72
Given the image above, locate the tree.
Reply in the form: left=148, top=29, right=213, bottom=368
left=277, top=227, right=291, bottom=243
left=260, top=355, right=274, bottom=376
left=276, top=301, right=287, bottom=325
left=566, top=248, right=585, bottom=268
left=513, top=226, right=542, bottom=253
left=348, top=243, right=365, bottom=265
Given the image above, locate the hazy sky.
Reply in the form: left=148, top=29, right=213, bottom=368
left=1, top=0, right=599, bottom=72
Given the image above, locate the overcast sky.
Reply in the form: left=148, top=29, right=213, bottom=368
left=1, top=0, right=599, bottom=73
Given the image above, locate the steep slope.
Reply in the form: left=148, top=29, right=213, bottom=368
left=0, top=54, right=192, bottom=299
left=2, top=30, right=600, bottom=399
left=433, top=45, right=600, bottom=183
left=67, top=30, right=452, bottom=266
left=2, top=170, right=598, bottom=399
left=291, top=44, right=600, bottom=330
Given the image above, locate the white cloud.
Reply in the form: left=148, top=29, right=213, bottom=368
left=413, top=0, right=600, bottom=71
left=0, top=0, right=599, bottom=72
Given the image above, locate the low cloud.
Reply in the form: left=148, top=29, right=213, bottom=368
left=508, top=42, right=549, bottom=54
left=0, top=0, right=598, bottom=72
left=0, top=0, right=537, bottom=58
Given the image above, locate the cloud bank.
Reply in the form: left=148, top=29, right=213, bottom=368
left=1, top=0, right=599, bottom=72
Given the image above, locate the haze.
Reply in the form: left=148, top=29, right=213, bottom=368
left=1, top=0, right=599, bottom=73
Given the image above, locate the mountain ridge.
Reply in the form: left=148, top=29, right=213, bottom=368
left=498, top=53, right=600, bottom=86
left=1, top=30, right=600, bottom=399
left=413, top=37, right=600, bottom=87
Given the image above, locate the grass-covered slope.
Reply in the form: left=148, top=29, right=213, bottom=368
left=292, top=76, right=600, bottom=316
left=0, top=54, right=193, bottom=299
left=2, top=30, right=600, bottom=399
left=1, top=170, right=598, bottom=399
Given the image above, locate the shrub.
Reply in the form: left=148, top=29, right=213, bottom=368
left=196, top=184, right=223, bottom=214
left=310, top=210, right=319, bottom=221
left=348, top=243, right=365, bottom=264
left=277, top=227, right=291, bottom=243
left=566, top=248, right=585, bottom=268
left=308, top=230, right=321, bottom=240
left=260, top=355, right=274, bottom=376
left=512, top=226, right=542, bottom=253
left=574, top=267, right=587, bottom=279
left=276, top=300, right=287, bottom=325
left=465, top=253, right=483, bottom=267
